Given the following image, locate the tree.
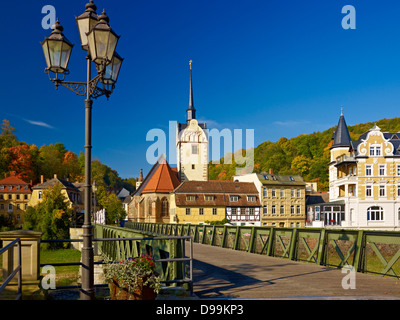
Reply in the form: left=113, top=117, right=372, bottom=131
left=0, top=119, right=18, bottom=149
left=291, top=155, right=312, bottom=176
left=8, top=144, right=35, bottom=182
left=23, top=183, right=72, bottom=249
left=95, top=185, right=126, bottom=224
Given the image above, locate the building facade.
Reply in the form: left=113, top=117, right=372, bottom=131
left=234, top=171, right=306, bottom=227
left=0, top=172, right=32, bottom=227
left=308, top=111, right=400, bottom=230
left=28, top=175, right=84, bottom=223
left=172, top=180, right=261, bottom=226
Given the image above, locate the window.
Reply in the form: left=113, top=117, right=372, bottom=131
left=186, top=195, right=196, bottom=201
left=38, top=190, right=43, bottom=200
left=8, top=204, right=12, bottom=212
left=0, top=204, right=3, bottom=210
left=249, top=208, right=255, bottom=215
left=263, top=206, right=267, bottom=215
left=185, top=208, right=191, bottom=215
left=297, top=206, right=301, bottom=215
left=397, top=165, right=400, bottom=176
left=212, top=208, right=218, bottom=216
left=366, top=165, right=372, bottom=176
left=192, top=164, right=195, bottom=170
left=379, top=165, right=386, bottom=176
left=367, top=206, right=384, bottom=221
left=271, top=205, right=276, bottom=215
left=199, top=208, right=204, bottom=216
left=291, top=189, right=295, bottom=198
left=16, top=186, right=20, bottom=190
left=398, top=185, right=400, bottom=197
left=8, top=186, right=12, bottom=191
left=192, top=145, right=198, bottom=154
left=24, top=194, right=28, bottom=200
left=272, top=189, right=276, bottom=197
left=297, top=189, right=301, bottom=197
left=366, top=185, right=372, bottom=197
left=370, top=145, right=381, bottom=156
left=231, top=208, right=237, bottom=215
left=247, top=196, right=256, bottom=202
left=315, top=207, right=320, bottom=220
left=17, top=204, right=20, bottom=210
left=230, top=195, right=239, bottom=202
left=16, top=195, right=20, bottom=200
left=0, top=195, right=3, bottom=200
left=24, top=186, right=28, bottom=191
left=161, top=198, right=169, bottom=217
left=263, top=188, right=267, bottom=197
left=280, top=189, right=284, bottom=197
left=280, top=205, right=284, bottom=215
left=0, top=186, right=3, bottom=190
left=204, top=195, right=214, bottom=201
left=379, top=185, right=386, bottom=197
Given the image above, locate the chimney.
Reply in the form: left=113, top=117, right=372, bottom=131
left=40, top=175, right=44, bottom=184
left=269, top=168, right=273, bottom=175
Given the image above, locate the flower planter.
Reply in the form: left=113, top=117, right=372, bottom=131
left=109, top=276, right=157, bottom=300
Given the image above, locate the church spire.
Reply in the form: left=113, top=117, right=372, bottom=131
left=187, top=60, right=196, bottom=123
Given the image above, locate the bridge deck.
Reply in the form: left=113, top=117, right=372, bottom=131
left=188, top=242, right=400, bottom=300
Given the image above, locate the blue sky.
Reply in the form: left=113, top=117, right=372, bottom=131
left=2, top=0, right=400, bottom=179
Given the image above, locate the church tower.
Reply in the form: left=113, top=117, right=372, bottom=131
left=176, top=61, right=209, bottom=182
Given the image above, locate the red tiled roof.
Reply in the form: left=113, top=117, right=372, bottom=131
left=0, top=174, right=31, bottom=193
left=141, top=159, right=181, bottom=194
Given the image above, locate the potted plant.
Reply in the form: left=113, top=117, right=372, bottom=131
left=103, top=253, right=161, bottom=300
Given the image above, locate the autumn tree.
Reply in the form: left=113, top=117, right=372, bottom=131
left=23, top=183, right=71, bottom=249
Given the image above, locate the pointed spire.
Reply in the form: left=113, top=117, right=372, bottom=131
left=332, top=107, right=351, bottom=148
left=187, top=60, right=196, bottom=123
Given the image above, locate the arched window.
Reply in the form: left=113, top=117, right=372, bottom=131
left=161, top=198, right=169, bottom=217
left=367, top=206, right=384, bottom=221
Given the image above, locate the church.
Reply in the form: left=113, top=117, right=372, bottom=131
left=128, top=62, right=261, bottom=225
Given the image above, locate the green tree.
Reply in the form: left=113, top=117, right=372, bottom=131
left=23, top=183, right=71, bottom=249
left=95, top=185, right=126, bottom=224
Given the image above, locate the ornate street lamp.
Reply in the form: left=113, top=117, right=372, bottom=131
left=41, top=19, right=73, bottom=77
left=75, top=0, right=99, bottom=51
left=40, top=1, right=122, bottom=300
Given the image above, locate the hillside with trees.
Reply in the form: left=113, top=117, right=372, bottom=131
left=209, top=117, right=400, bottom=190
left=0, top=119, right=136, bottom=192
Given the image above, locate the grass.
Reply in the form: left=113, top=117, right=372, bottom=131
left=40, top=248, right=81, bottom=287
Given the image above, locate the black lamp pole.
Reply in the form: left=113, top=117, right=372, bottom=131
left=41, top=1, right=122, bottom=300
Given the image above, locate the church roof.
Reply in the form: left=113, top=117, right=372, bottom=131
left=331, top=110, right=351, bottom=149
left=134, top=156, right=181, bottom=195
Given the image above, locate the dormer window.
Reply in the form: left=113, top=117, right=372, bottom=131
left=204, top=195, right=214, bottom=201
left=186, top=195, right=196, bottom=201
left=247, top=196, right=256, bottom=202
left=230, top=195, right=239, bottom=202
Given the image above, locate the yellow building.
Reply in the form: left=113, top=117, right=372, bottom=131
left=0, top=172, right=32, bottom=227
left=308, top=110, right=400, bottom=230
left=234, top=171, right=306, bottom=227
left=172, top=180, right=261, bottom=226
left=29, top=174, right=83, bottom=224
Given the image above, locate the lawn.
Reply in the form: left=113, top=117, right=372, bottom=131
left=40, top=248, right=82, bottom=287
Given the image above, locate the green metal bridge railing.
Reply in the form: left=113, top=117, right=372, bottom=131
left=124, top=222, right=400, bottom=279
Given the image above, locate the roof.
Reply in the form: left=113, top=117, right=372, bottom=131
left=306, top=193, right=329, bottom=206
left=174, top=180, right=260, bottom=207
left=32, top=178, right=80, bottom=191
left=331, top=112, right=351, bottom=149
left=0, top=174, right=31, bottom=193
left=134, top=156, right=181, bottom=195
left=255, top=173, right=305, bottom=186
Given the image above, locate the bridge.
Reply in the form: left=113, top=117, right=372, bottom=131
left=189, top=241, right=400, bottom=300
left=125, top=222, right=400, bottom=300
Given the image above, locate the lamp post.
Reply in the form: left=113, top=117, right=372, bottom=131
left=41, top=1, right=122, bottom=300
